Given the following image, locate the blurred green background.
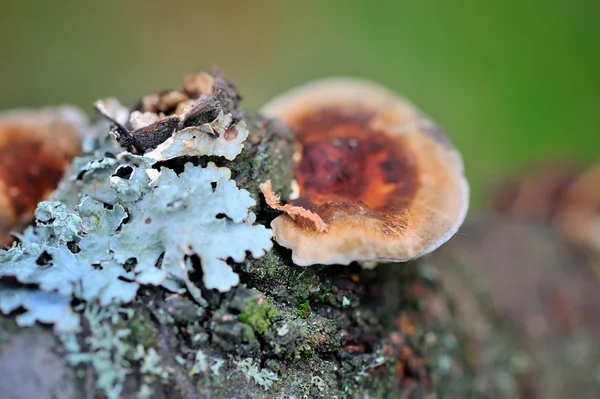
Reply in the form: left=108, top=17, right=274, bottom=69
left=1, top=0, right=598, bottom=208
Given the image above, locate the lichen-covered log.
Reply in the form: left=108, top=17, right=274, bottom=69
left=3, top=70, right=597, bottom=399
left=0, top=257, right=474, bottom=399
left=4, top=216, right=599, bottom=398
left=0, top=70, right=478, bottom=399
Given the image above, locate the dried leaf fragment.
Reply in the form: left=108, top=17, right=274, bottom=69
left=260, top=179, right=328, bottom=233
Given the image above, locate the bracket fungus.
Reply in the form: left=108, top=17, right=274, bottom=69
left=0, top=107, right=86, bottom=245
left=260, top=78, right=469, bottom=266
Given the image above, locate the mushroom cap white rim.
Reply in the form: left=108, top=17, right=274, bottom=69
left=261, top=77, right=470, bottom=266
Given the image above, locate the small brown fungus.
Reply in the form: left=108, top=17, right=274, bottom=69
left=0, top=107, right=85, bottom=245
left=139, top=90, right=189, bottom=114
left=184, top=71, right=216, bottom=97
left=260, top=78, right=469, bottom=266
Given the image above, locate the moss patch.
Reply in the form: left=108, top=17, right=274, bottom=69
left=293, top=300, right=311, bottom=319
left=239, top=291, right=279, bottom=336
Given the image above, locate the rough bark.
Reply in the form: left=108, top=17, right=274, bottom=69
left=2, top=196, right=599, bottom=398
left=431, top=216, right=600, bottom=398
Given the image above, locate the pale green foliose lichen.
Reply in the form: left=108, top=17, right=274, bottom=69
left=0, top=103, right=272, bottom=332
left=0, top=283, right=80, bottom=331
left=34, top=201, right=82, bottom=245
left=58, top=303, right=133, bottom=399
left=110, top=162, right=272, bottom=292
left=234, top=357, right=279, bottom=390
left=189, top=349, right=225, bottom=377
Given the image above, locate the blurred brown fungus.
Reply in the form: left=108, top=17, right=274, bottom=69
left=557, top=162, right=600, bottom=252
left=260, top=78, right=469, bottom=266
left=492, top=161, right=600, bottom=252
left=0, top=107, right=86, bottom=245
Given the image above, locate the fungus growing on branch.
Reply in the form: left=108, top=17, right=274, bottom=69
left=261, top=78, right=469, bottom=266
left=0, top=107, right=87, bottom=245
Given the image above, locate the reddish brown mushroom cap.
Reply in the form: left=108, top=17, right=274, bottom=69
left=260, top=78, right=469, bottom=266
left=0, top=107, right=85, bottom=245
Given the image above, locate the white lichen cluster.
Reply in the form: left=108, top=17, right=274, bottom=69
left=0, top=102, right=272, bottom=332
left=111, top=162, right=271, bottom=292
left=134, top=344, right=171, bottom=399
left=234, top=357, right=279, bottom=390
left=189, top=349, right=225, bottom=377
left=58, top=304, right=133, bottom=399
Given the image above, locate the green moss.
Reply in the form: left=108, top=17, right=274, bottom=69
left=125, top=307, right=158, bottom=352
left=239, top=294, right=278, bottom=336
left=294, top=300, right=311, bottom=319
left=241, top=251, right=325, bottom=304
